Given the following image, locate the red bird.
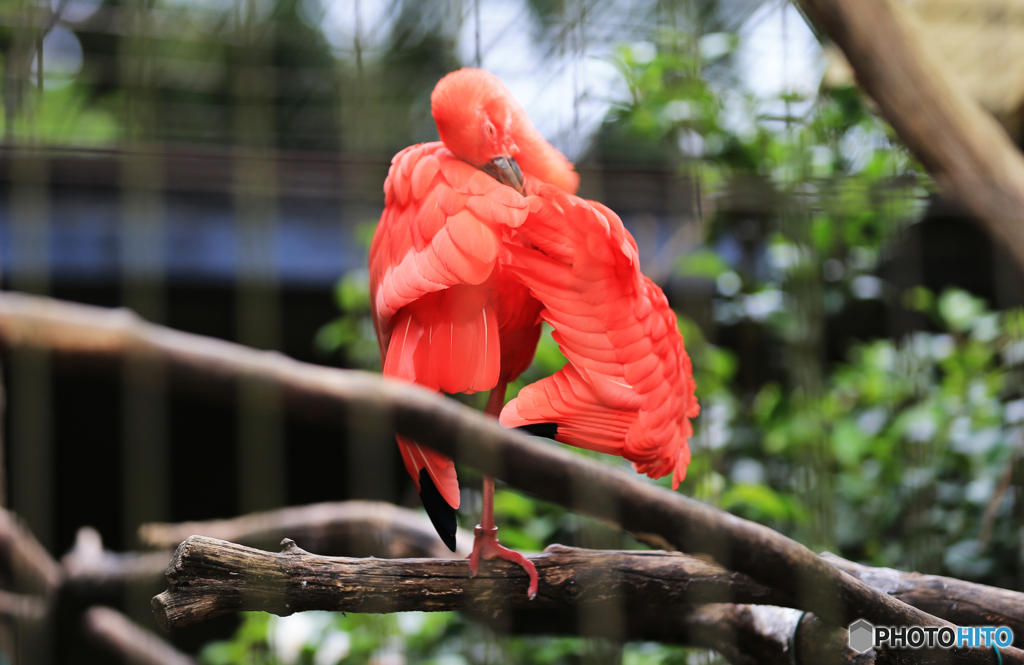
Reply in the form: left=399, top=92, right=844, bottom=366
left=369, top=68, right=699, bottom=598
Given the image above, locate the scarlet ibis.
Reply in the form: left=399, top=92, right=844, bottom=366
left=369, top=68, right=699, bottom=598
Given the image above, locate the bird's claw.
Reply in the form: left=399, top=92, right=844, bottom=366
left=466, top=525, right=538, bottom=599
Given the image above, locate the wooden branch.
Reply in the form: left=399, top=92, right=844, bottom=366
left=664, top=605, right=869, bottom=665
left=62, top=500, right=471, bottom=597
left=72, top=510, right=1024, bottom=651
left=152, top=538, right=794, bottom=629
left=493, top=604, right=868, bottom=665
left=139, top=500, right=472, bottom=559
left=148, top=536, right=1017, bottom=663
left=824, top=553, right=1024, bottom=644
left=62, top=527, right=172, bottom=594
left=154, top=537, right=874, bottom=663
left=0, top=508, right=62, bottom=594
left=0, top=590, right=46, bottom=621
left=83, top=606, right=197, bottom=665
left=48, top=499, right=1024, bottom=655
left=795, top=0, right=1024, bottom=269
left=0, top=294, right=1016, bottom=663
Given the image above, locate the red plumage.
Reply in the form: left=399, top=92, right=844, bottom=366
left=369, top=68, right=699, bottom=576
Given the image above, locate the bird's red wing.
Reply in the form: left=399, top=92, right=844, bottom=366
left=371, top=143, right=530, bottom=512
left=370, top=142, right=529, bottom=352
left=499, top=185, right=699, bottom=488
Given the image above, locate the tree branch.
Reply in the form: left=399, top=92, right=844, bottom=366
left=61, top=526, right=173, bottom=595
left=0, top=507, right=62, bottom=594
left=824, top=552, right=1024, bottom=643
left=147, top=537, right=930, bottom=663
left=795, top=0, right=1024, bottom=269
left=151, top=538, right=793, bottom=630
left=139, top=500, right=472, bottom=559
left=0, top=590, right=46, bottom=621
left=500, top=603, right=873, bottom=665
left=637, top=606, right=869, bottom=665
left=0, top=293, right=1017, bottom=663
left=59, top=501, right=474, bottom=598
left=83, top=606, right=197, bottom=665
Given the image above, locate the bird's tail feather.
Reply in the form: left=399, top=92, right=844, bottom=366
left=417, top=467, right=458, bottom=552
left=384, top=307, right=462, bottom=550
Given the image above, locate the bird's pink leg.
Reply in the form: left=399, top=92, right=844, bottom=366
left=467, top=381, right=539, bottom=599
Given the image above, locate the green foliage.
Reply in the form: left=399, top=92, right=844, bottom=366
left=314, top=223, right=380, bottom=370
left=228, top=8, right=1020, bottom=665
left=594, top=31, right=732, bottom=166
left=740, top=289, right=1024, bottom=583
left=203, top=612, right=692, bottom=665
left=506, top=324, right=568, bottom=403
left=1, top=79, right=120, bottom=144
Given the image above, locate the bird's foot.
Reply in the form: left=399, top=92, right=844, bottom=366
left=466, top=525, right=538, bottom=600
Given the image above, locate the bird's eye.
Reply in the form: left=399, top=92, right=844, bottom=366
left=484, top=121, right=496, bottom=137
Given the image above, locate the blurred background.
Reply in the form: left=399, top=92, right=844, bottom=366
left=4, top=0, right=1024, bottom=662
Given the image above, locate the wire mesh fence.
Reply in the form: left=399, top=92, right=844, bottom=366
left=2, top=0, right=1024, bottom=663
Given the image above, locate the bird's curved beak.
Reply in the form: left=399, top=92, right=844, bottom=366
left=482, top=155, right=525, bottom=193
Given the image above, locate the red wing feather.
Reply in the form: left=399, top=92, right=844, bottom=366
left=371, top=143, right=535, bottom=514
left=370, top=143, right=529, bottom=352
left=500, top=184, right=699, bottom=488
left=382, top=308, right=461, bottom=509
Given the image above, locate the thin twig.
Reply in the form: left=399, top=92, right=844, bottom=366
left=0, top=590, right=46, bottom=621
left=62, top=526, right=172, bottom=594
left=0, top=507, right=62, bottom=594
left=83, top=606, right=197, bottom=665
left=978, top=428, right=1024, bottom=547
left=139, top=500, right=473, bottom=559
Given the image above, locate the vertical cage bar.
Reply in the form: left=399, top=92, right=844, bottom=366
left=120, top=0, right=169, bottom=551
left=234, top=0, right=285, bottom=514
left=9, top=148, right=51, bottom=551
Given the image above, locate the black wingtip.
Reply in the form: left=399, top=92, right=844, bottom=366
left=418, top=469, right=458, bottom=552
left=515, top=422, right=559, bottom=440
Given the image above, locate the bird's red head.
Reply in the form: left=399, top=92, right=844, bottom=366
left=431, top=68, right=579, bottom=195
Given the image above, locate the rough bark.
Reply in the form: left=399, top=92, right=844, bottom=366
left=824, top=552, right=1024, bottom=645
left=139, top=500, right=472, bottom=559
left=151, top=537, right=794, bottom=630
left=795, top=0, right=1024, bottom=269
left=151, top=536, right=1018, bottom=664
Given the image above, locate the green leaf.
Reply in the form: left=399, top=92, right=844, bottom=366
left=493, top=489, right=536, bottom=522
left=832, top=419, right=870, bottom=467
left=354, top=221, right=378, bottom=251
left=675, top=248, right=728, bottom=278
left=938, top=288, right=987, bottom=334
left=721, top=483, right=790, bottom=521
left=334, top=271, right=371, bottom=312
